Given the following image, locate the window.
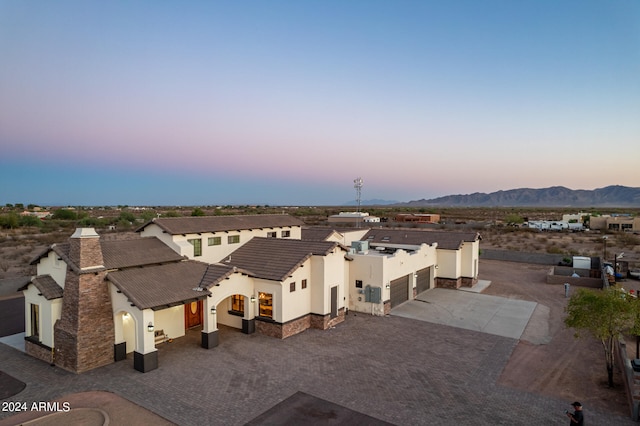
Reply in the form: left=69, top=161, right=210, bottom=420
left=267, top=231, right=277, bottom=238
left=188, top=238, right=202, bottom=256
left=228, top=235, right=240, bottom=244
left=231, top=295, right=244, bottom=314
left=301, top=279, right=307, bottom=289
left=282, top=230, right=290, bottom=237
left=290, top=282, right=296, bottom=292
left=355, top=280, right=363, bottom=288
left=258, top=292, right=273, bottom=318
left=208, top=236, right=221, bottom=246
left=30, top=304, right=39, bottom=338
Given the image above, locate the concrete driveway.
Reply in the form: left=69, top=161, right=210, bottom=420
left=391, top=287, right=537, bottom=340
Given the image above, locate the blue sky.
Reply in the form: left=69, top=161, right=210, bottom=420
left=1, top=0, right=639, bottom=206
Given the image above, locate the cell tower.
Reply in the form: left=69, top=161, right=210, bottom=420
left=354, top=177, right=363, bottom=213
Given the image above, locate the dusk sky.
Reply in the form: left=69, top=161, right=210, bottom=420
left=1, top=1, right=639, bottom=206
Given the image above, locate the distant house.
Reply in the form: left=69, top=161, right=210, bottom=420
left=328, top=212, right=380, bottom=224
left=394, top=213, right=440, bottom=224
left=20, top=214, right=482, bottom=374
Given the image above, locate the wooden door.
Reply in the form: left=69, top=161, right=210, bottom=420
left=185, top=300, right=203, bottom=329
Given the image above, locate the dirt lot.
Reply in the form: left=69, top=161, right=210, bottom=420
left=479, top=259, right=630, bottom=416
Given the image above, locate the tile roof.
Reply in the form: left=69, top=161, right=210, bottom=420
left=362, top=229, right=480, bottom=250
left=17, top=275, right=63, bottom=300
left=31, top=237, right=184, bottom=270
left=107, top=260, right=211, bottom=310
left=301, top=227, right=341, bottom=241
left=100, top=238, right=185, bottom=269
left=225, top=237, right=343, bottom=281
left=199, top=264, right=254, bottom=289
left=137, top=214, right=304, bottom=235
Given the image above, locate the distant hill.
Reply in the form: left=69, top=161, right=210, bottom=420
left=343, top=199, right=399, bottom=206
left=400, top=186, right=640, bottom=207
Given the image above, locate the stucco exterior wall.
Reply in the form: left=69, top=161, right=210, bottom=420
left=22, top=286, right=61, bottom=348
left=436, top=249, right=461, bottom=280
left=156, top=306, right=185, bottom=340
left=460, top=240, right=479, bottom=279
left=140, top=224, right=302, bottom=264
left=36, top=251, right=67, bottom=288
left=281, top=261, right=312, bottom=322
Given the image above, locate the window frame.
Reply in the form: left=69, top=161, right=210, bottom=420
left=187, top=238, right=202, bottom=256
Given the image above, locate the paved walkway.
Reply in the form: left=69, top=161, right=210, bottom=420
left=0, top=312, right=632, bottom=425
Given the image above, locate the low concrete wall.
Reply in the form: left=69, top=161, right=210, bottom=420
left=480, top=249, right=565, bottom=265
left=546, top=267, right=602, bottom=288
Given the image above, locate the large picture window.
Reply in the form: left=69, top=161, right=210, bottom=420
left=188, top=238, right=202, bottom=256
left=258, top=292, right=273, bottom=319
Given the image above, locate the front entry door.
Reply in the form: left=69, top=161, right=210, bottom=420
left=185, top=300, right=203, bottom=329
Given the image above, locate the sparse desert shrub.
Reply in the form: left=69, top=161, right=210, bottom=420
left=546, top=245, right=564, bottom=254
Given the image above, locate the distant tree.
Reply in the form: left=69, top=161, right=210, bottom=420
left=118, top=211, right=136, bottom=223
left=14, top=203, right=24, bottom=210
left=140, top=210, right=156, bottom=222
left=19, top=215, right=42, bottom=227
left=52, top=209, right=77, bottom=220
left=0, top=212, right=20, bottom=229
left=5, top=203, right=13, bottom=208
left=565, top=287, right=638, bottom=387
left=163, top=210, right=180, bottom=218
left=191, top=208, right=205, bottom=217
left=504, top=214, right=524, bottom=225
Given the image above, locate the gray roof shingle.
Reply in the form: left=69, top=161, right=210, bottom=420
left=107, top=260, right=211, bottom=310
left=17, top=275, right=63, bottom=300
left=31, top=237, right=184, bottom=270
left=362, top=229, right=480, bottom=250
left=137, top=214, right=304, bottom=235
left=225, top=237, right=342, bottom=281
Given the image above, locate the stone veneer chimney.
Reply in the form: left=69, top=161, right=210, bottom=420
left=54, top=228, right=115, bottom=373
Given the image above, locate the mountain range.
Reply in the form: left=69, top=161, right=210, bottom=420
left=399, top=186, right=640, bottom=207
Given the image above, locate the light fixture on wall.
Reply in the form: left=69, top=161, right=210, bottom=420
left=435, top=265, right=439, bottom=269
left=385, top=283, right=390, bottom=289
left=123, top=312, right=129, bottom=319
left=211, top=307, right=216, bottom=314
left=250, top=295, right=256, bottom=303
left=147, top=322, right=154, bottom=332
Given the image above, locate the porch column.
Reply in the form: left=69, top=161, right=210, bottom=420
left=133, top=309, right=157, bottom=373
left=113, top=312, right=126, bottom=362
left=201, top=297, right=219, bottom=349
left=243, top=293, right=256, bottom=334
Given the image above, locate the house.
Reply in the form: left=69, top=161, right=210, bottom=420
left=20, top=214, right=481, bottom=374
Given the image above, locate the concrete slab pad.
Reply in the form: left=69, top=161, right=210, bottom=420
left=391, top=288, right=537, bottom=340
left=0, top=332, right=25, bottom=352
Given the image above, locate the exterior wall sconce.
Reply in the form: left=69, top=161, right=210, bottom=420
left=435, top=265, right=439, bottom=269
left=385, top=283, right=390, bottom=289
left=123, top=312, right=129, bottom=318
left=250, top=296, right=256, bottom=303
left=147, top=322, right=154, bottom=332
left=211, top=307, right=216, bottom=314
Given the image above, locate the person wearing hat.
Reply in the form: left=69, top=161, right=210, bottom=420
left=566, top=401, right=583, bottom=425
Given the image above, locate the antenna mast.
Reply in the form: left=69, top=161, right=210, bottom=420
left=353, top=177, right=363, bottom=213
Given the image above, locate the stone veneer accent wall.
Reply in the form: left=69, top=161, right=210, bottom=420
left=435, top=277, right=462, bottom=289
left=54, top=269, right=115, bottom=373
left=460, top=277, right=478, bottom=287
left=25, top=339, right=53, bottom=364
left=310, top=308, right=345, bottom=330
left=54, top=231, right=115, bottom=374
left=256, top=309, right=346, bottom=339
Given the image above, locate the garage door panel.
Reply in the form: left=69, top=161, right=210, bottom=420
left=390, top=275, right=410, bottom=308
